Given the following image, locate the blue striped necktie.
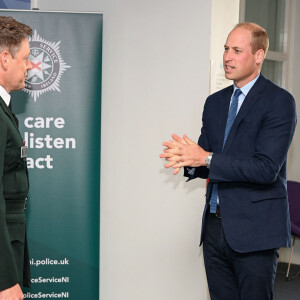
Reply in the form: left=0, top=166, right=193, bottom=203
left=209, top=88, right=242, bottom=213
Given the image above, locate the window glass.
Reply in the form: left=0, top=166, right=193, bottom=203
left=245, top=0, right=286, bottom=52
left=261, top=60, right=283, bottom=86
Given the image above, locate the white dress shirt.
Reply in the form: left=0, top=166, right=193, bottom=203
left=0, top=85, right=11, bottom=107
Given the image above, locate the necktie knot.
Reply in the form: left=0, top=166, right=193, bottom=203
left=233, top=88, right=242, bottom=98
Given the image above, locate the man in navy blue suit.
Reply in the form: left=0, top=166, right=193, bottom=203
left=160, top=23, right=297, bottom=299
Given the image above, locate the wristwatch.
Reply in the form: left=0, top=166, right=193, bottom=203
left=205, top=152, right=213, bottom=169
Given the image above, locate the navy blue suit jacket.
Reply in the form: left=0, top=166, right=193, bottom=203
left=185, top=74, right=297, bottom=253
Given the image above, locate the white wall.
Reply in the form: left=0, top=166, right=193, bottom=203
left=35, top=0, right=212, bottom=299
left=209, top=0, right=239, bottom=93
left=210, top=0, right=240, bottom=66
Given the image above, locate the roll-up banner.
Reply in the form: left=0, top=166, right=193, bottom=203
left=0, top=10, right=102, bottom=299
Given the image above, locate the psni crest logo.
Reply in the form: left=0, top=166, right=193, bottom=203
left=24, top=30, right=71, bottom=101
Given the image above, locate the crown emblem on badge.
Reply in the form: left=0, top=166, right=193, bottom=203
left=24, top=30, right=71, bottom=101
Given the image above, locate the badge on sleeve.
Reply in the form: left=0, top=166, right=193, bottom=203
left=21, top=146, right=28, bottom=159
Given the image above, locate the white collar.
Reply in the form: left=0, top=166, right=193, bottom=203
left=233, top=74, right=260, bottom=97
left=0, top=85, right=11, bottom=107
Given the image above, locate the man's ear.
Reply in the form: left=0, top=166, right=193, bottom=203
left=255, top=49, right=265, bottom=65
left=0, top=51, right=11, bottom=70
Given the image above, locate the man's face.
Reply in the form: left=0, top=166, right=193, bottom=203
left=223, top=27, right=263, bottom=88
left=6, top=38, right=32, bottom=92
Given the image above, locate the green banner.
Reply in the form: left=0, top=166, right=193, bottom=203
left=0, top=10, right=102, bottom=299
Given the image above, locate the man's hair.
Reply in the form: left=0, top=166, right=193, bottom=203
left=0, top=16, right=32, bottom=58
left=234, top=22, right=269, bottom=57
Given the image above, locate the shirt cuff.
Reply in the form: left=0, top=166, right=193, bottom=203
left=187, top=167, right=195, bottom=176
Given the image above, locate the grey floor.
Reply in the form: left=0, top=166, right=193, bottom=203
left=274, top=263, right=300, bottom=300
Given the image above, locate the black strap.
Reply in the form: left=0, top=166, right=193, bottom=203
left=5, top=199, right=27, bottom=213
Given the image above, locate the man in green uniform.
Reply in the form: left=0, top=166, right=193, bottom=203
left=0, top=16, right=32, bottom=300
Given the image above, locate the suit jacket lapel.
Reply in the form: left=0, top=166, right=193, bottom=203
left=0, top=96, right=19, bottom=130
left=222, top=75, right=267, bottom=153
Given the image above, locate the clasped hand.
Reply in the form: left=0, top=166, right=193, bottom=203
left=160, top=133, right=209, bottom=175
left=0, top=284, right=24, bottom=300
